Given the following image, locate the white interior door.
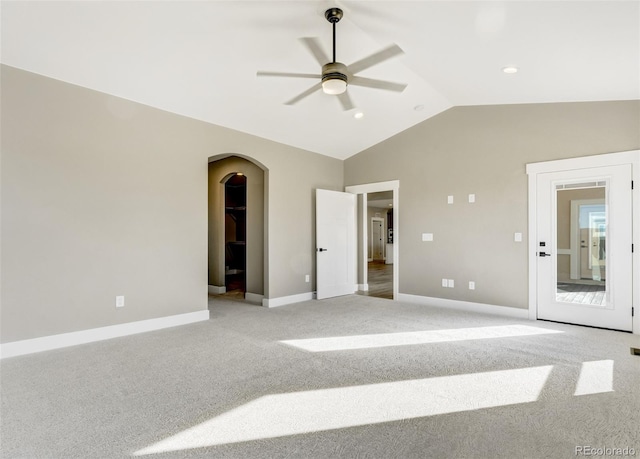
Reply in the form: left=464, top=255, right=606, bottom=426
left=536, top=164, right=633, bottom=331
left=316, top=189, right=356, bottom=300
left=371, top=219, right=384, bottom=260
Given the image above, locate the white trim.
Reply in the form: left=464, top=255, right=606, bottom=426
left=346, top=180, right=400, bottom=301
left=527, top=150, right=640, bottom=334
left=633, top=152, right=640, bottom=336
left=361, top=194, right=369, bottom=288
left=346, top=180, right=400, bottom=195
left=570, top=200, right=582, bottom=279
left=208, top=285, right=226, bottom=294
left=397, top=294, right=529, bottom=319
left=526, top=150, right=639, bottom=175
left=358, top=283, right=369, bottom=291
left=262, top=292, right=314, bottom=308
left=0, top=310, right=210, bottom=359
left=245, top=292, right=264, bottom=304
left=528, top=170, right=538, bottom=320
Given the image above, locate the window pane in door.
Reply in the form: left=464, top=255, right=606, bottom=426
left=555, top=186, right=606, bottom=306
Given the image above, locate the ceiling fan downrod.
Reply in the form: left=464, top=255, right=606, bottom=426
left=322, top=8, right=347, bottom=94
left=324, top=7, right=343, bottom=64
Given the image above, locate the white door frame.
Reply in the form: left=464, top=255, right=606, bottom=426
left=345, top=180, right=400, bottom=300
left=526, top=150, right=639, bottom=335
left=371, top=217, right=385, bottom=261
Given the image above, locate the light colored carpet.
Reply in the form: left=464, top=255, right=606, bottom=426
left=1, top=295, right=639, bottom=458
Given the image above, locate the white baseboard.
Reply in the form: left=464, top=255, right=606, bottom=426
left=208, top=285, right=226, bottom=294
left=397, top=293, right=529, bottom=319
left=263, top=292, right=314, bottom=308
left=358, top=284, right=369, bottom=291
left=0, top=310, right=210, bottom=359
left=245, top=292, right=264, bottom=304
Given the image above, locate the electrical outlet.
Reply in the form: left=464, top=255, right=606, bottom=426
left=447, top=195, right=454, bottom=204
left=305, top=274, right=310, bottom=283
left=116, top=296, right=125, bottom=308
left=514, top=232, right=523, bottom=242
left=469, top=281, right=475, bottom=290
left=468, top=194, right=475, bottom=203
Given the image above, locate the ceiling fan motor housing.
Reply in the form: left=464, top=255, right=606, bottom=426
left=322, top=62, right=348, bottom=85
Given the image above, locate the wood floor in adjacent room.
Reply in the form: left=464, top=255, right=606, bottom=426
left=359, top=260, right=393, bottom=299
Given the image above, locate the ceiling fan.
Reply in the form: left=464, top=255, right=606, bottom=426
left=257, top=7, right=407, bottom=111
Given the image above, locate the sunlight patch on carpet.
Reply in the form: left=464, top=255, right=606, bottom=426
left=280, top=325, right=563, bottom=352
left=574, top=360, right=614, bottom=396
left=133, top=365, right=553, bottom=455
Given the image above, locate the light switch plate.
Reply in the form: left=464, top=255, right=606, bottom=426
left=116, top=296, right=125, bottom=308
left=514, top=232, right=523, bottom=242
left=468, top=194, right=475, bottom=203
left=422, top=233, right=433, bottom=242
left=447, top=195, right=454, bottom=204
left=469, top=281, right=475, bottom=290
left=442, top=278, right=448, bottom=287
left=447, top=279, right=454, bottom=288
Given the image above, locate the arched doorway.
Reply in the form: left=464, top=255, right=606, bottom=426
left=208, top=155, right=267, bottom=303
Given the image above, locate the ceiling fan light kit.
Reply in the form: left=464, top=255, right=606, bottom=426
left=257, top=7, right=407, bottom=110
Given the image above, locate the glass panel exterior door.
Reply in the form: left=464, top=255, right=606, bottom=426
left=537, top=165, right=632, bottom=331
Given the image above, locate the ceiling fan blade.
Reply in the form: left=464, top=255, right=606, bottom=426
left=337, top=91, right=355, bottom=111
left=300, top=37, right=330, bottom=67
left=284, top=82, right=323, bottom=106
left=347, top=44, right=405, bottom=75
left=257, top=71, right=321, bottom=79
left=349, top=76, right=407, bottom=93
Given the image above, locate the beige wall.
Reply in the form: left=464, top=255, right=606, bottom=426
left=3, top=63, right=637, bottom=343
left=1, top=65, right=343, bottom=343
left=345, top=101, right=640, bottom=309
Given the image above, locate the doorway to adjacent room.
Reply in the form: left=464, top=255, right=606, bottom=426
left=345, top=180, right=399, bottom=301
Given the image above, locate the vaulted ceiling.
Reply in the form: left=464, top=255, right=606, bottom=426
left=2, top=1, right=638, bottom=159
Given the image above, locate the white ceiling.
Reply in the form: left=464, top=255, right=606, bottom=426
left=2, top=1, right=638, bottom=160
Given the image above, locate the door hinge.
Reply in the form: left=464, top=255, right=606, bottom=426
left=632, top=180, right=635, bottom=190
left=632, top=307, right=635, bottom=317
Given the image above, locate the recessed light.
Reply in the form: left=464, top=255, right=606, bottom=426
left=502, top=66, right=518, bottom=74
left=354, top=111, right=364, bottom=119
left=236, top=172, right=244, bottom=176
left=414, top=104, right=425, bottom=111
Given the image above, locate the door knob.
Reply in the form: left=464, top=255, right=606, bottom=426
left=317, top=248, right=328, bottom=252
left=539, top=251, right=552, bottom=257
